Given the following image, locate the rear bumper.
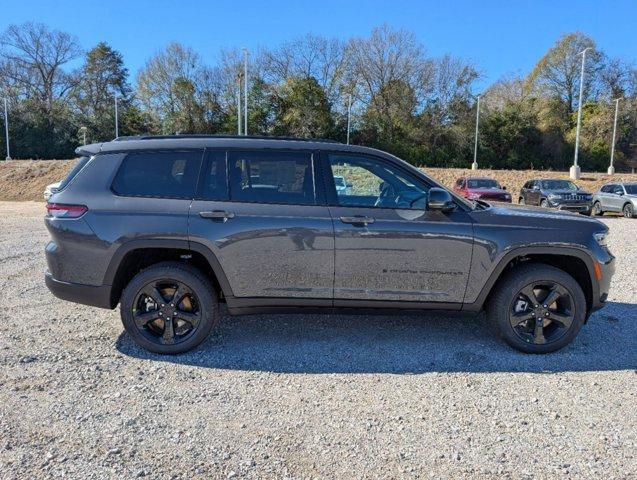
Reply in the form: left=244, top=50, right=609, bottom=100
left=45, top=272, right=113, bottom=309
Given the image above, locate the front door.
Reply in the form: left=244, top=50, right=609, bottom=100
left=189, top=149, right=334, bottom=301
left=323, top=153, right=474, bottom=306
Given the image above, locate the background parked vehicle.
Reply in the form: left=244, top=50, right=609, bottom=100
left=43, top=181, right=61, bottom=201
left=592, top=182, right=637, bottom=218
left=519, top=179, right=593, bottom=215
left=453, top=176, right=512, bottom=202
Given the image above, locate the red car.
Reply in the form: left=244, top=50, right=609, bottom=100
left=453, top=176, right=512, bottom=202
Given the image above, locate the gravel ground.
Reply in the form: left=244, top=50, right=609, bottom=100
left=0, top=201, right=635, bottom=479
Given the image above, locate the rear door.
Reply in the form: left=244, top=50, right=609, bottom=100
left=323, top=152, right=473, bottom=305
left=188, top=148, right=334, bottom=302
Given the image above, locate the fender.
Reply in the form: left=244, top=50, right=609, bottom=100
left=103, top=238, right=234, bottom=298
left=463, top=245, right=598, bottom=312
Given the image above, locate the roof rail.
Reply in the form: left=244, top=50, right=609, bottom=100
left=113, top=134, right=341, bottom=144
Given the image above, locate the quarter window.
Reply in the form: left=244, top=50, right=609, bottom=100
left=228, top=150, right=315, bottom=205
left=111, top=150, right=202, bottom=199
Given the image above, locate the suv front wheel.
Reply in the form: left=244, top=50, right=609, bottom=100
left=487, top=264, right=586, bottom=353
left=120, top=262, right=219, bottom=354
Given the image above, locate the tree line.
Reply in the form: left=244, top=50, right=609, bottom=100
left=1, top=22, right=636, bottom=171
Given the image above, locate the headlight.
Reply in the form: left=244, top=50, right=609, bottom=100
left=548, top=193, right=562, bottom=200
left=594, top=232, right=608, bottom=247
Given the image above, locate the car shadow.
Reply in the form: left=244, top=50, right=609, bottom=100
left=116, top=301, right=637, bottom=374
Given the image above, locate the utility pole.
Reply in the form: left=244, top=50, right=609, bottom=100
left=571, top=47, right=591, bottom=180
left=346, top=93, right=352, bottom=145
left=472, top=95, right=480, bottom=170
left=243, top=48, right=249, bottom=136
left=3, top=98, right=10, bottom=160
left=237, top=73, right=242, bottom=135
left=608, top=97, right=622, bottom=175
left=114, top=96, right=119, bottom=139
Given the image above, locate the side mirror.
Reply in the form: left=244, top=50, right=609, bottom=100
left=533, top=185, right=540, bottom=190
left=428, top=188, right=456, bottom=213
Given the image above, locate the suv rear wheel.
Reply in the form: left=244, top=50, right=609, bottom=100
left=120, top=262, right=219, bottom=354
left=486, top=264, right=586, bottom=353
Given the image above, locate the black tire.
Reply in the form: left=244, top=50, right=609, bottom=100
left=519, top=197, right=525, bottom=205
left=486, top=263, right=586, bottom=354
left=120, top=262, right=219, bottom=354
left=623, top=203, right=635, bottom=219
left=579, top=210, right=592, bottom=216
left=592, top=201, right=604, bottom=216
left=540, top=198, right=549, bottom=208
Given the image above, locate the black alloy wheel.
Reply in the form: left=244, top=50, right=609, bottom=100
left=133, top=280, right=201, bottom=346
left=509, top=281, right=574, bottom=345
left=120, top=262, right=218, bottom=354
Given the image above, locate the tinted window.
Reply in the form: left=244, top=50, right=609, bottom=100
left=467, top=179, right=501, bottom=189
left=625, top=184, right=637, bottom=195
left=112, top=150, right=202, bottom=199
left=59, top=156, right=91, bottom=191
left=602, top=184, right=616, bottom=193
left=199, top=151, right=228, bottom=200
left=329, top=154, right=429, bottom=209
left=228, top=150, right=315, bottom=205
left=540, top=180, right=578, bottom=190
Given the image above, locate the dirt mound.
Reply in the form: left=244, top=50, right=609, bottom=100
left=2, top=159, right=636, bottom=203
left=0, top=160, right=76, bottom=201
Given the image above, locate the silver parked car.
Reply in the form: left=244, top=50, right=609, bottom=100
left=43, top=181, right=61, bottom=201
left=592, top=182, right=637, bottom=218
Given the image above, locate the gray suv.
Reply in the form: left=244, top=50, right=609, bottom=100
left=592, top=182, right=637, bottom=218
left=519, top=179, right=593, bottom=215
left=45, top=136, right=614, bottom=355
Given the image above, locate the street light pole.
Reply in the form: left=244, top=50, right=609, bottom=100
left=472, top=95, right=480, bottom=170
left=346, top=93, right=352, bottom=145
left=114, top=96, right=119, bottom=139
left=3, top=98, right=10, bottom=160
left=237, top=74, right=242, bottom=136
left=608, top=97, right=621, bottom=175
left=571, top=47, right=591, bottom=180
left=243, top=48, right=248, bottom=136
left=81, top=126, right=87, bottom=145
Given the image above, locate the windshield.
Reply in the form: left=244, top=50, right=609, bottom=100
left=541, top=180, right=578, bottom=191
left=467, top=179, right=500, bottom=189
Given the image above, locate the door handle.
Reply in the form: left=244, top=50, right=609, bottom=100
left=199, top=210, right=235, bottom=221
left=340, top=215, right=375, bottom=225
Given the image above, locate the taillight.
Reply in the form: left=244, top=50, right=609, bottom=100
left=46, top=203, right=88, bottom=218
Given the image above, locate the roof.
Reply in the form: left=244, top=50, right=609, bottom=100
left=75, top=135, right=379, bottom=157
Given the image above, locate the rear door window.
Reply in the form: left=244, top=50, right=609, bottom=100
left=111, top=150, right=202, bottom=199
left=228, top=150, right=315, bottom=205
left=198, top=150, right=228, bottom=200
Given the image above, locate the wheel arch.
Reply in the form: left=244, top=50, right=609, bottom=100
left=104, top=239, right=233, bottom=308
left=466, top=246, right=597, bottom=316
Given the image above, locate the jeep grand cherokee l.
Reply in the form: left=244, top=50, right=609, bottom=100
left=45, top=136, right=614, bottom=354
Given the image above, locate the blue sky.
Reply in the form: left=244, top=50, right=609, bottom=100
left=2, top=0, right=636, bottom=89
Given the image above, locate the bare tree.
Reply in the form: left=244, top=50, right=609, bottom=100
left=0, top=22, right=81, bottom=109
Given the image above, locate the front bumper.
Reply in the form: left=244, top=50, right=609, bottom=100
left=591, top=254, right=615, bottom=313
left=548, top=200, right=592, bottom=212
left=45, top=272, right=113, bottom=309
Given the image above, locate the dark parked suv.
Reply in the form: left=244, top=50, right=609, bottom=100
left=519, top=179, right=593, bottom=215
left=45, top=136, right=614, bottom=354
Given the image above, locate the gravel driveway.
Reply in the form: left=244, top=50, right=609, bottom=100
left=1, top=201, right=635, bottom=479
